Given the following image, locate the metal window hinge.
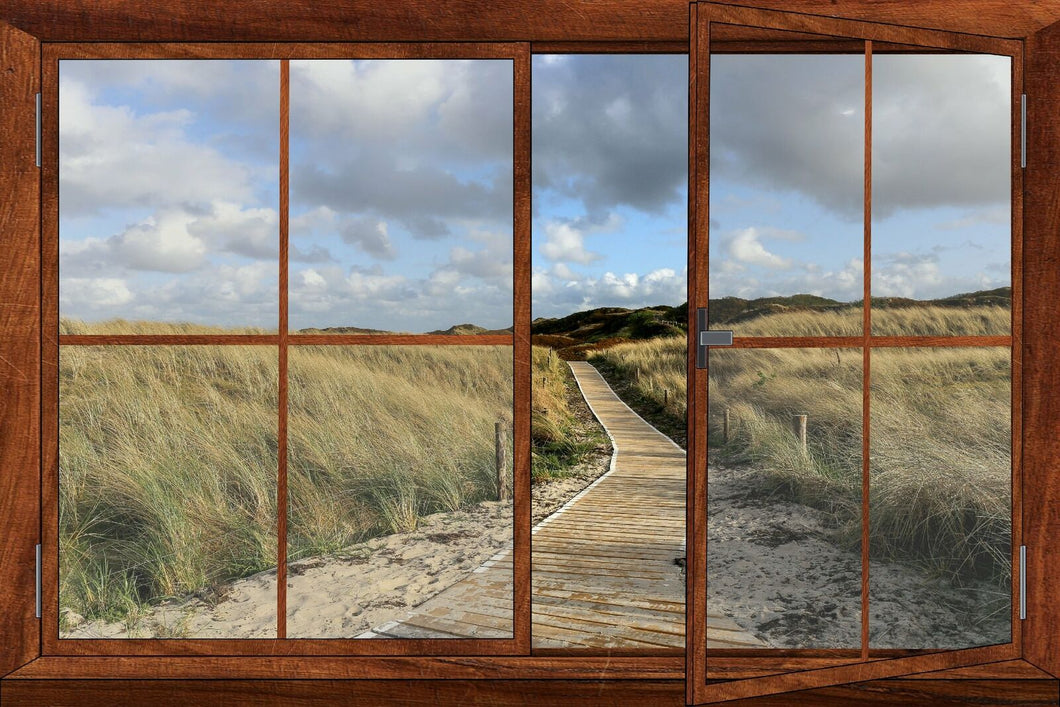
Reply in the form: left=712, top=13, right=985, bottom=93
left=35, top=543, right=41, bottom=619
left=1019, top=544, right=1026, bottom=620
left=1021, top=94, right=1027, bottom=169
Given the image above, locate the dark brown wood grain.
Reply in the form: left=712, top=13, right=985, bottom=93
left=288, top=334, right=515, bottom=346
left=43, top=42, right=529, bottom=60
left=47, top=637, right=524, bottom=657
left=727, top=336, right=1012, bottom=348
left=57, top=334, right=515, bottom=346
left=687, top=3, right=708, bottom=703
left=40, top=38, right=526, bottom=657
left=4, top=0, right=1060, bottom=43
left=277, top=59, right=289, bottom=640
left=512, top=42, right=533, bottom=654
left=1, top=0, right=1057, bottom=702
left=715, top=679, right=1058, bottom=706
left=0, top=19, right=40, bottom=679
left=1023, top=16, right=1060, bottom=681
left=691, top=2, right=1029, bottom=702
left=703, top=4, right=1022, bottom=54
left=532, top=41, right=688, bottom=54
left=861, top=38, right=873, bottom=662
left=908, top=660, right=1057, bottom=680
left=2, top=677, right=1057, bottom=706
left=706, top=658, right=1056, bottom=681
left=5, top=655, right=683, bottom=680
left=39, top=39, right=59, bottom=658
left=1009, top=42, right=1026, bottom=653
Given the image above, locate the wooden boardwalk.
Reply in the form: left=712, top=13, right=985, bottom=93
left=361, top=361, right=763, bottom=649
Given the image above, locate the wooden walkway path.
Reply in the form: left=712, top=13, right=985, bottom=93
left=361, top=361, right=764, bottom=649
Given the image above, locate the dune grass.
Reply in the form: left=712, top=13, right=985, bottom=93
left=588, top=305, right=1012, bottom=587
left=59, top=335, right=512, bottom=628
left=728, top=304, right=1009, bottom=337
left=287, top=345, right=513, bottom=559
left=531, top=346, right=611, bottom=482
left=60, top=318, right=274, bottom=335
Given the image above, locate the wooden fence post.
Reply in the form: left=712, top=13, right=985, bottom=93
left=496, top=421, right=509, bottom=501
left=793, top=414, right=807, bottom=452
left=723, top=407, right=730, bottom=444
left=664, top=388, right=669, bottom=406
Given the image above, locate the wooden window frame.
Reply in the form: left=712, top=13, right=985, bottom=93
left=39, top=41, right=531, bottom=658
left=1, top=1, right=1057, bottom=704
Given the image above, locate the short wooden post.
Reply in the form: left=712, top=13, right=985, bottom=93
left=664, top=388, right=669, bottom=406
left=723, top=407, right=730, bottom=444
left=496, top=421, right=509, bottom=501
left=793, top=414, right=807, bottom=452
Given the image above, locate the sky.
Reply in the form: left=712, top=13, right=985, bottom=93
left=58, top=53, right=1011, bottom=330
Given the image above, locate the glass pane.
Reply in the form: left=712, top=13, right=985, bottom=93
left=530, top=54, right=688, bottom=649
left=59, top=60, right=280, bottom=333
left=289, top=60, right=514, bottom=334
left=871, top=55, right=1011, bottom=336
left=286, top=345, right=513, bottom=638
left=59, top=346, right=278, bottom=638
left=707, top=347, right=862, bottom=649
left=710, top=52, right=864, bottom=337
left=869, top=346, right=1011, bottom=649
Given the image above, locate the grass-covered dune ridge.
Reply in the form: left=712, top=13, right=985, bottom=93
left=59, top=334, right=513, bottom=627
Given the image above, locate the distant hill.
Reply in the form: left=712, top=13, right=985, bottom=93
left=531, top=287, right=1011, bottom=359
left=295, top=323, right=514, bottom=336
left=295, top=325, right=395, bottom=335
left=426, top=324, right=515, bottom=336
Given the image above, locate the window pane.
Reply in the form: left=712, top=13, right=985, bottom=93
left=707, top=347, right=862, bottom=649
left=59, top=60, right=280, bottom=334
left=286, top=345, right=513, bottom=638
left=59, top=346, right=278, bottom=638
left=531, top=54, right=688, bottom=649
left=871, top=55, right=1011, bottom=337
left=710, top=52, right=864, bottom=337
left=869, top=346, right=1011, bottom=649
left=289, top=60, right=514, bottom=334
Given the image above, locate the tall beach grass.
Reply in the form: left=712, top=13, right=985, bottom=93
left=589, top=305, right=1012, bottom=586
left=531, top=346, right=610, bottom=482
left=59, top=331, right=513, bottom=627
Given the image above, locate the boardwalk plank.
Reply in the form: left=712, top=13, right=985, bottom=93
left=360, top=361, right=764, bottom=649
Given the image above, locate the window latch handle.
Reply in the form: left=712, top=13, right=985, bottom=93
left=696, top=308, right=731, bottom=369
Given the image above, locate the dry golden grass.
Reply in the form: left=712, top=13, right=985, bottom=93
left=60, top=317, right=274, bottom=335
left=590, top=305, right=1012, bottom=585
left=729, top=304, right=1009, bottom=337
left=531, top=346, right=610, bottom=481
left=59, top=330, right=512, bottom=625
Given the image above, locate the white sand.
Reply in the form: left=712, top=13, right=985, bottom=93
left=64, top=502, right=513, bottom=639
left=707, top=461, right=1010, bottom=649
left=64, top=452, right=1007, bottom=648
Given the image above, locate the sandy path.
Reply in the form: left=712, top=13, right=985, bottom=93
left=708, top=461, right=1009, bottom=649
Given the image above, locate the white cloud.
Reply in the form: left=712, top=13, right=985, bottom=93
left=59, top=78, right=254, bottom=216
left=531, top=266, right=687, bottom=317
left=62, top=202, right=280, bottom=275
left=339, top=217, right=395, bottom=259
left=60, top=278, right=134, bottom=308
left=540, top=221, right=602, bottom=265
left=188, top=202, right=277, bottom=260
left=727, top=228, right=793, bottom=270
